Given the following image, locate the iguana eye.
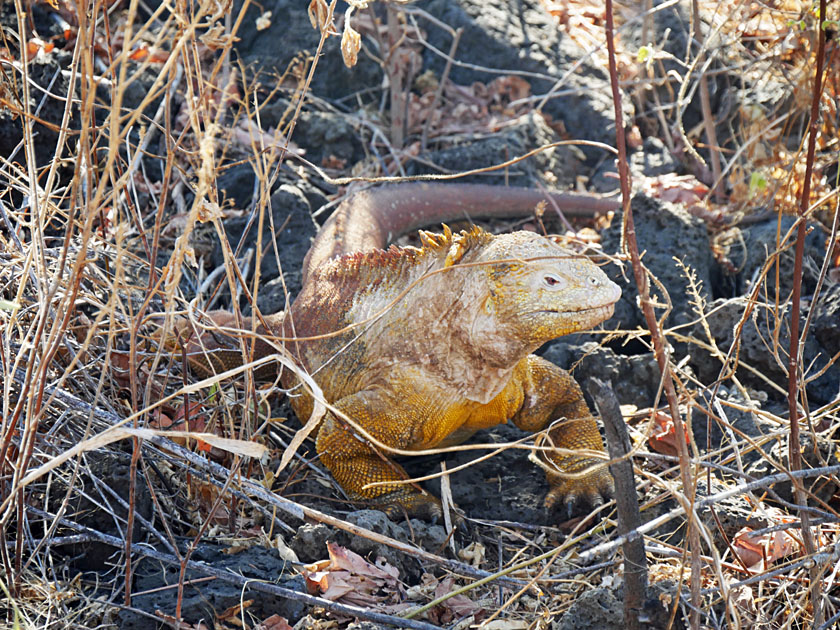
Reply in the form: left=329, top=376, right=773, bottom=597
left=542, top=273, right=566, bottom=289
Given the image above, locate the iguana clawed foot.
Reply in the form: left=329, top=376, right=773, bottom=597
left=543, top=457, right=614, bottom=521
left=377, top=490, right=466, bottom=528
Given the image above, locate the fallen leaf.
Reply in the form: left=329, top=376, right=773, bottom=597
left=302, top=543, right=401, bottom=608
left=732, top=525, right=796, bottom=572
left=641, top=173, right=710, bottom=205
left=217, top=599, right=253, bottom=622
left=254, top=615, right=293, bottom=630
left=457, top=542, right=485, bottom=568
left=647, top=411, right=689, bottom=456
left=428, top=576, right=483, bottom=625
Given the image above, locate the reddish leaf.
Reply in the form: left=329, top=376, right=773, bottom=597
left=648, top=411, right=689, bottom=457
left=732, top=525, right=796, bottom=572
left=254, top=615, right=293, bottom=630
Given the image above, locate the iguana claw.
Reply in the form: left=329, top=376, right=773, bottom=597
left=543, top=460, right=614, bottom=521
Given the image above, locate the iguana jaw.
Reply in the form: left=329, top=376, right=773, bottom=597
left=531, top=302, right=617, bottom=324
left=517, top=302, right=616, bottom=343
left=535, top=303, right=617, bottom=316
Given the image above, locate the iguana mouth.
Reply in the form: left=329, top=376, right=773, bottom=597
left=538, top=304, right=616, bottom=315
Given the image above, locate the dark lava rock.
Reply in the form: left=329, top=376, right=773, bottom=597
left=0, top=4, right=74, bottom=171
left=553, top=586, right=623, bottom=630
left=256, top=97, right=365, bottom=167
left=631, top=137, right=680, bottom=178
left=418, top=0, right=631, bottom=162
left=409, top=111, right=585, bottom=188
left=601, top=193, right=713, bottom=335
left=543, top=342, right=661, bottom=411
left=690, top=387, right=779, bottom=467
left=211, top=183, right=321, bottom=310
left=50, top=452, right=151, bottom=572
left=230, top=0, right=625, bottom=166
left=341, top=510, right=444, bottom=580
left=745, top=432, right=839, bottom=507
left=689, top=297, right=840, bottom=405
left=290, top=522, right=332, bottom=564
left=119, top=545, right=306, bottom=630
left=295, top=110, right=363, bottom=167
left=623, top=0, right=737, bottom=169
left=0, top=55, right=70, bottom=169
left=290, top=511, right=445, bottom=580
left=231, top=0, right=382, bottom=101
left=553, top=581, right=680, bottom=630
left=592, top=137, right=679, bottom=194
left=234, top=0, right=632, bottom=165
left=811, top=283, right=840, bottom=357
left=714, top=215, right=827, bottom=299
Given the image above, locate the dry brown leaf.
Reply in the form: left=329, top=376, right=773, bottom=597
left=457, top=542, right=485, bottom=568
left=156, top=610, right=209, bottom=630
left=217, top=599, right=253, bottom=622
left=340, top=11, right=361, bottom=68
left=254, top=615, right=293, bottom=630
left=308, top=0, right=332, bottom=32
left=732, top=525, right=797, bottom=571
left=303, top=543, right=401, bottom=608
left=641, top=174, right=710, bottom=205
left=428, top=576, right=483, bottom=625
left=647, top=411, right=689, bottom=457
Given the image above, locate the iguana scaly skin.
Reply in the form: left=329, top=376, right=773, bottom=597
left=184, top=183, right=621, bottom=520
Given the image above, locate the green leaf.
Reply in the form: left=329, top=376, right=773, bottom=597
left=749, top=171, right=768, bottom=194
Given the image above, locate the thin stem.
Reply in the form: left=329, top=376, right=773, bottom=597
left=787, top=2, right=827, bottom=627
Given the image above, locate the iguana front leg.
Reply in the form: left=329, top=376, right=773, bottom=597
left=315, top=390, right=445, bottom=521
left=512, top=355, right=614, bottom=518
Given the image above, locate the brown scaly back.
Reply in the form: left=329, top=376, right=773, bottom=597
left=308, top=224, right=496, bottom=288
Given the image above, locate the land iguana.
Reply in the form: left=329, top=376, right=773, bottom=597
left=182, top=183, right=622, bottom=520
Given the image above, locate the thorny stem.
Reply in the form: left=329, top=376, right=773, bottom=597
left=603, top=1, right=701, bottom=627
left=788, top=1, right=827, bottom=627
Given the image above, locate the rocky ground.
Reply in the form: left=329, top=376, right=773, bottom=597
left=2, top=1, right=839, bottom=629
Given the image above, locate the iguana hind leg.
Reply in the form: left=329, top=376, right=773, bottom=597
left=512, top=355, right=614, bottom=517
left=315, top=391, right=444, bottom=521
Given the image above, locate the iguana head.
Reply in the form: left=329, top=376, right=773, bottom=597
left=472, top=231, right=621, bottom=350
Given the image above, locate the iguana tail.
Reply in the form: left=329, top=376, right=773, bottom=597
left=302, top=183, right=619, bottom=283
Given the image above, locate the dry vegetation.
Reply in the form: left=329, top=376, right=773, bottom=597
left=1, top=0, right=838, bottom=629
